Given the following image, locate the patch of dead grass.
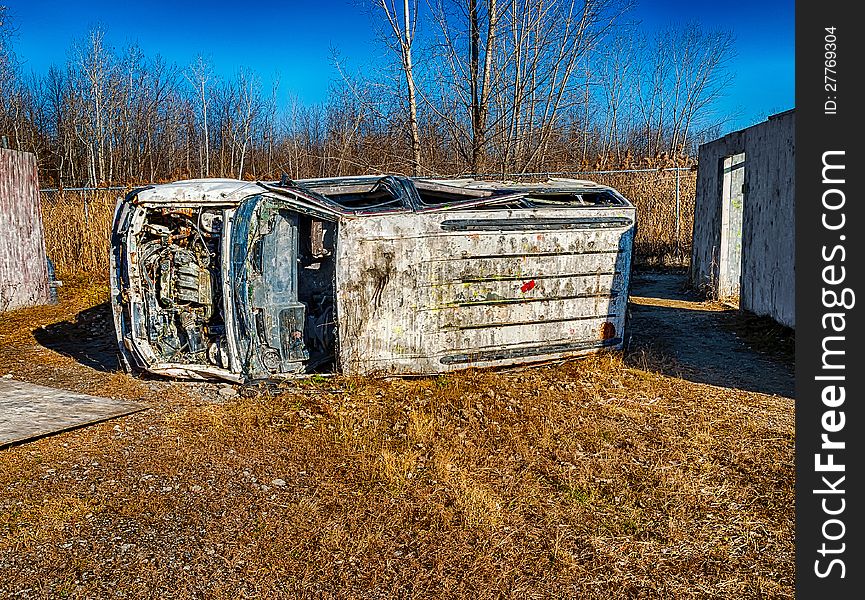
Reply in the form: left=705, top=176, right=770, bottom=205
left=0, top=281, right=794, bottom=598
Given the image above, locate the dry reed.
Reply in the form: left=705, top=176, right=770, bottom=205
left=40, top=189, right=122, bottom=278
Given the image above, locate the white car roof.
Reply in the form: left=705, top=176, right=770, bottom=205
left=133, top=179, right=264, bottom=204
left=131, top=175, right=625, bottom=206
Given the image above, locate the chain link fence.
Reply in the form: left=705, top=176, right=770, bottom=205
left=39, top=169, right=696, bottom=277
left=571, top=168, right=695, bottom=265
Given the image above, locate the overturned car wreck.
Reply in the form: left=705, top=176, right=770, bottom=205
left=110, top=176, right=635, bottom=382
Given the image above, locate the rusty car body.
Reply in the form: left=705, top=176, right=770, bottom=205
left=109, top=175, right=635, bottom=382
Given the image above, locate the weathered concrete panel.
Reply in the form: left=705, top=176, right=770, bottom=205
left=0, top=149, right=51, bottom=312
left=690, top=111, right=795, bottom=327
left=739, top=114, right=795, bottom=328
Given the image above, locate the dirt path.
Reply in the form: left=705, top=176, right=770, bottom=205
left=625, top=270, right=794, bottom=398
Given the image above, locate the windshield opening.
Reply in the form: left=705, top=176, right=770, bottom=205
left=521, top=191, right=627, bottom=207
left=297, top=178, right=406, bottom=212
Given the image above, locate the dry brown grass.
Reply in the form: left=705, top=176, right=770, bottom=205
left=590, top=170, right=696, bottom=266
left=40, top=189, right=123, bottom=279
left=0, top=274, right=108, bottom=347
left=0, top=281, right=793, bottom=599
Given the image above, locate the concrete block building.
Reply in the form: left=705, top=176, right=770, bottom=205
left=690, top=110, right=795, bottom=328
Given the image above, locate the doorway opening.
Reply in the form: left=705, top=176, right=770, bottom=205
left=718, top=152, right=745, bottom=302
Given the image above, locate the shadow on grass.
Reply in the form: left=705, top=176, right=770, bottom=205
left=33, top=302, right=119, bottom=372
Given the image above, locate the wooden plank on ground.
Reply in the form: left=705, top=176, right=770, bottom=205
left=0, top=378, right=145, bottom=448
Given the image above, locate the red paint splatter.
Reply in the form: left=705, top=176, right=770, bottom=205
left=520, top=280, right=536, bottom=293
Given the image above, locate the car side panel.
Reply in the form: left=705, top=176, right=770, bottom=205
left=335, top=207, right=635, bottom=375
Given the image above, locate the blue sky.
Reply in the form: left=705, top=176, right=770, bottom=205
left=5, top=0, right=793, bottom=132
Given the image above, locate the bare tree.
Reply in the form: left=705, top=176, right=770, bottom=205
left=372, top=0, right=422, bottom=175
left=232, top=68, right=262, bottom=179
left=666, top=23, right=735, bottom=155
left=427, top=0, right=497, bottom=171
left=184, top=55, right=214, bottom=177
left=595, top=27, right=637, bottom=164
left=0, top=5, right=12, bottom=91
left=467, top=0, right=497, bottom=171
left=1, top=10, right=738, bottom=188
left=635, top=23, right=735, bottom=156
left=503, top=0, right=629, bottom=172
left=429, top=0, right=629, bottom=173
left=70, top=27, right=116, bottom=186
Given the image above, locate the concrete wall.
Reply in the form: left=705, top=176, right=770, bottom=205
left=0, top=149, right=51, bottom=312
left=690, top=111, right=795, bottom=328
